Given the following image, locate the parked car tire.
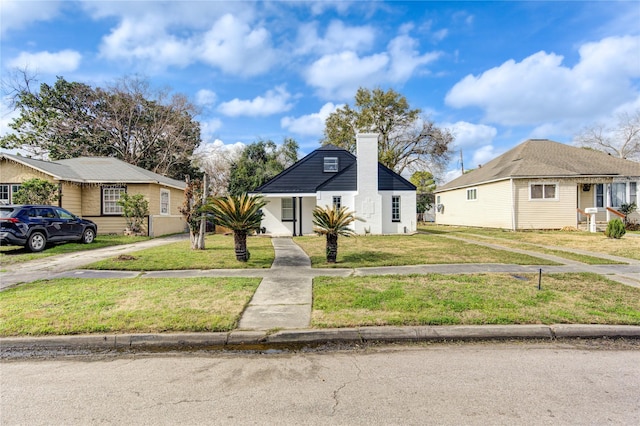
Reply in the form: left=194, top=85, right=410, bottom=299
left=27, top=231, right=47, bottom=252
left=82, top=228, right=96, bottom=244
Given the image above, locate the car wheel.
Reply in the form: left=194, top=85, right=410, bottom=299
left=82, top=228, right=96, bottom=244
left=27, top=232, right=47, bottom=252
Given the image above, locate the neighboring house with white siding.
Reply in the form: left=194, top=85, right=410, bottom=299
left=0, top=153, right=187, bottom=236
left=434, top=139, right=640, bottom=230
left=253, top=133, right=417, bottom=236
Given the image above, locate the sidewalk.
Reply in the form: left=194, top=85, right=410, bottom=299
left=1, top=234, right=639, bottom=352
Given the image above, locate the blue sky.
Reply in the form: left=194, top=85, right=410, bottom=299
left=1, top=1, right=639, bottom=182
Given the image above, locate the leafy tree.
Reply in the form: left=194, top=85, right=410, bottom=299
left=312, top=205, right=358, bottom=263
left=12, top=178, right=59, bottom=205
left=1, top=75, right=202, bottom=180
left=227, top=139, right=299, bottom=195
left=410, top=171, right=436, bottom=219
left=117, top=193, right=149, bottom=234
left=207, top=194, right=266, bottom=262
left=575, top=110, right=640, bottom=161
left=322, top=87, right=454, bottom=174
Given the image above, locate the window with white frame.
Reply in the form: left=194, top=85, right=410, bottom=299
left=102, top=186, right=126, bottom=214
left=323, top=157, right=338, bottom=172
left=160, top=189, right=170, bottom=215
left=595, top=184, right=604, bottom=208
left=281, top=198, right=294, bottom=221
left=611, top=182, right=626, bottom=207
left=0, top=184, right=21, bottom=204
left=530, top=183, right=557, bottom=200
left=466, top=188, right=477, bottom=201
left=392, top=196, right=401, bottom=222
left=332, top=196, right=342, bottom=209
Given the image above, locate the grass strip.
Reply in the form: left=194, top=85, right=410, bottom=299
left=295, top=234, right=558, bottom=268
left=312, top=273, right=640, bottom=327
left=419, top=225, right=640, bottom=261
left=87, top=235, right=274, bottom=270
left=0, top=277, right=260, bottom=336
left=0, top=234, right=152, bottom=267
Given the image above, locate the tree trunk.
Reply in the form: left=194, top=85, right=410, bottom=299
left=194, top=173, right=209, bottom=250
left=234, top=230, right=249, bottom=262
left=326, top=233, right=338, bottom=263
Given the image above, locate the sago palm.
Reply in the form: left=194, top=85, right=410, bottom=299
left=208, top=193, right=266, bottom=262
left=312, top=205, right=358, bottom=263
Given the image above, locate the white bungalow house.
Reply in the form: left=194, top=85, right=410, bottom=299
left=253, top=133, right=417, bottom=236
left=434, top=139, right=640, bottom=230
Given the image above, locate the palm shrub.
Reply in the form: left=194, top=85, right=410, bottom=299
left=312, top=205, right=359, bottom=263
left=207, top=193, right=266, bottom=262
left=605, top=218, right=626, bottom=239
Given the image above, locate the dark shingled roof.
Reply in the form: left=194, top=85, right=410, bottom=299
left=255, top=145, right=416, bottom=193
left=436, top=139, right=640, bottom=192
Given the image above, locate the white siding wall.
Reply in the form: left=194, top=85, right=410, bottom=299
left=514, top=179, right=577, bottom=229
left=436, top=180, right=513, bottom=228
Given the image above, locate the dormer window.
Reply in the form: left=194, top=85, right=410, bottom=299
left=324, top=157, right=338, bottom=172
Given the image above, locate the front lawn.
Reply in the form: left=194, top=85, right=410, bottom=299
left=0, top=234, right=152, bottom=267
left=0, top=277, right=260, bottom=336
left=419, top=224, right=640, bottom=261
left=295, top=234, right=558, bottom=268
left=312, top=273, right=640, bottom=327
left=86, top=235, right=274, bottom=270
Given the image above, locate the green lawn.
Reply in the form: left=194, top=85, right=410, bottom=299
left=0, top=234, right=152, bottom=267
left=0, top=277, right=261, bottom=336
left=295, top=234, right=559, bottom=267
left=86, top=234, right=274, bottom=270
left=419, top=224, right=640, bottom=262
left=312, top=273, right=640, bottom=328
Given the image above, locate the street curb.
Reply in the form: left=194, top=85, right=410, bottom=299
left=2, top=325, right=639, bottom=353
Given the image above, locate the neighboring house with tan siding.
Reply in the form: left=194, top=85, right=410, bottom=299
left=434, top=139, right=640, bottom=230
left=0, top=153, right=187, bottom=236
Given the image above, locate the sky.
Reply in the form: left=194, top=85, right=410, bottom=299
left=1, top=0, right=639, bottom=183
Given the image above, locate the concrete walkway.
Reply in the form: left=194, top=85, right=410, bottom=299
left=238, top=238, right=313, bottom=330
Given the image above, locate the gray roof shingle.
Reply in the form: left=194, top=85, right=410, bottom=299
left=1, top=153, right=185, bottom=189
left=437, top=139, right=640, bottom=192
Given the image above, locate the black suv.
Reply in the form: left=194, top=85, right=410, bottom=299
left=0, top=205, right=97, bottom=252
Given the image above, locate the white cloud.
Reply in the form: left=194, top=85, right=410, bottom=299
left=7, top=50, right=82, bottom=74
left=294, top=20, right=375, bottom=55
left=472, top=145, right=502, bottom=168
left=198, top=14, right=277, bottom=77
left=93, top=5, right=276, bottom=76
left=199, top=118, right=223, bottom=142
left=305, top=51, right=389, bottom=99
left=445, top=35, right=640, bottom=127
left=0, top=96, right=20, bottom=137
left=281, top=102, right=343, bottom=136
left=445, top=121, right=497, bottom=148
left=305, top=31, right=441, bottom=99
left=195, top=89, right=217, bottom=107
left=217, top=86, right=294, bottom=117
left=0, top=0, right=63, bottom=35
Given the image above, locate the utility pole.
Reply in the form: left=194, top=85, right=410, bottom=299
left=460, top=149, right=464, bottom=174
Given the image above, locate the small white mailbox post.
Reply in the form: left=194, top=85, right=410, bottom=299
left=584, top=207, right=598, bottom=233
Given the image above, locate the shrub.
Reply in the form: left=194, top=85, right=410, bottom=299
left=12, top=178, right=59, bottom=205
left=605, top=218, right=626, bottom=239
left=117, top=193, right=149, bottom=234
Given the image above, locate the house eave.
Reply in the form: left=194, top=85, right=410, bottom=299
left=435, top=174, right=636, bottom=193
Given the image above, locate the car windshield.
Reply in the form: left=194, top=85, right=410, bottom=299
left=0, top=208, right=15, bottom=218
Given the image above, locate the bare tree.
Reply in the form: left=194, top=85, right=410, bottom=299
left=575, top=110, right=640, bottom=161
left=193, top=142, right=244, bottom=196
